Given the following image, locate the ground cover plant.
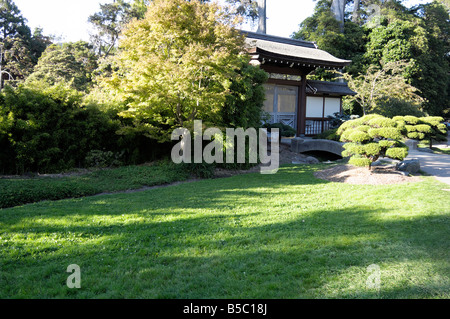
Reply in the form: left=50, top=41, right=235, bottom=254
left=0, top=165, right=448, bottom=299
left=0, top=161, right=190, bottom=209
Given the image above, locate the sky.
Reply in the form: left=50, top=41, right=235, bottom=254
left=13, top=0, right=433, bottom=43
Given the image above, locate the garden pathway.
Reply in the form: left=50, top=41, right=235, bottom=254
left=406, top=136, right=450, bottom=185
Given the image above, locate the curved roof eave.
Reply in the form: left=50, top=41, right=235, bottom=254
left=243, top=31, right=352, bottom=69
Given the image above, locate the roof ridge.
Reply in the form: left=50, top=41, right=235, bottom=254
left=307, top=80, right=348, bottom=85
left=240, top=30, right=317, bottom=49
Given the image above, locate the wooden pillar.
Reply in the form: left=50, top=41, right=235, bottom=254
left=297, top=73, right=307, bottom=137
left=322, top=96, right=326, bottom=133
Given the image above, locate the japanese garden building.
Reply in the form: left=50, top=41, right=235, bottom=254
left=243, top=31, right=356, bottom=137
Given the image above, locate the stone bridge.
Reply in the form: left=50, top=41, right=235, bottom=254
left=290, top=138, right=344, bottom=157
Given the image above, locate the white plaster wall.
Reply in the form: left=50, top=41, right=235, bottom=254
left=306, top=96, right=323, bottom=118
left=324, top=97, right=341, bottom=117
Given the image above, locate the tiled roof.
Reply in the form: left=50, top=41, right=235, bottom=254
left=307, top=80, right=357, bottom=96
left=243, top=31, right=352, bottom=69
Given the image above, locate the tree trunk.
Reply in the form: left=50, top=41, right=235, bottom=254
left=352, top=0, right=360, bottom=23
left=331, top=0, right=345, bottom=32
left=257, top=0, right=266, bottom=34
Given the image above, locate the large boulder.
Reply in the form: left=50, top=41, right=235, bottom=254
left=396, top=159, right=420, bottom=174
left=305, top=156, right=320, bottom=164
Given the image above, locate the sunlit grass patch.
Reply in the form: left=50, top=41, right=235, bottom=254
left=0, top=165, right=449, bottom=298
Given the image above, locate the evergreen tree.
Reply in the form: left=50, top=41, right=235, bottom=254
left=0, top=0, right=51, bottom=87
left=88, top=0, right=150, bottom=58
left=293, top=0, right=366, bottom=79
left=26, top=41, right=98, bottom=92
left=295, top=0, right=450, bottom=116
left=0, top=0, right=30, bottom=40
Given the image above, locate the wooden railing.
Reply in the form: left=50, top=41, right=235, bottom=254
left=305, top=118, right=331, bottom=136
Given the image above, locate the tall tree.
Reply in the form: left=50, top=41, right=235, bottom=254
left=297, top=0, right=449, bottom=116
left=331, top=0, right=346, bottom=30
left=88, top=0, right=259, bottom=59
left=352, top=0, right=360, bottom=23
left=29, top=27, right=52, bottom=60
left=225, top=0, right=259, bottom=22
left=0, top=0, right=50, bottom=87
left=0, top=0, right=30, bottom=86
left=342, top=60, right=424, bottom=115
left=26, top=41, right=98, bottom=91
left=97, top=0, right=263, bottom=142
left=88, top=0, right=151, bottom=58
left=0, top=0, right=30, bottom=40
left=413, top=1, right=450, bottom=116
left=363, top=1, right=450, bottom=116
left=293, top=0, right=366, bottom=79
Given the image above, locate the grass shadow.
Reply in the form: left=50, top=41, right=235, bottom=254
left=0, top=165, right=448, bottom=298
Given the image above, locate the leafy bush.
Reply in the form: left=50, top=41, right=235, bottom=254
left=0, top=82, right=120, bottom=174
left=263, top=123, right=296, bottom=137
left=394, top=115, right=448, bottom=148
left=385, top=147, right=409, bottom=160
left=371, top=97, right=425, bottom=118
left=339, top=114, right=408, bottom=169
left=313, top=128, right=340, bottom=141
left=347, top=130, right=371, bottom=143
left=367, top=117, right=397, bottom=128
left=335, top=115, right=447, bottom=168
left=327, top=112, right=360, bottom=129
left=221, top=60, right=268, bottom=130
left=181, top=162, right=216, bottom=179
left=180, top=127, right=264, bottom=177
left=85, top=150, right=123, bottom=168
left=367, top=127, right=403, bottom=140
left=348, top=156, right=372, bottom=167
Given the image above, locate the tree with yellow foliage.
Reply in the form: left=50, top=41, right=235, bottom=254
left=98, top=0, right=260, bottom=142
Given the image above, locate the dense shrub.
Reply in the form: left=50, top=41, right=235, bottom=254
left=393, top=115, right=448, bottom=148
left=313, top=128, right=340, bottom=141
left=0, top=82, right=120, bottom=174
left=371, top=97, right=425, bottom=118
left=85, top=150, right=124, bottom=168
left=263, top=123, right=296, bottom=138
left=1, top=65, right=269, bottom=176
left=175, top=127, right=265, bottom=178
left=181, top=162, right=216, bottom=179
left=339, top=114, right=408, bottom=169
left=221, top=61, right=268, bottom=130
left=327, top=112, right=360, bottom=129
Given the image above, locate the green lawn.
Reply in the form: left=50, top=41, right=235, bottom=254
left=0, top=165, right=449, bottom=299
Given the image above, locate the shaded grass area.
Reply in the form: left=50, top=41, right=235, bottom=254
left=0, top=161, right=191, bottom=209
left=0, top=165, right=449, bottom=299
left=417, top=142, right=450, bottom=155
left=431, top=147, right=450, bottom=155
